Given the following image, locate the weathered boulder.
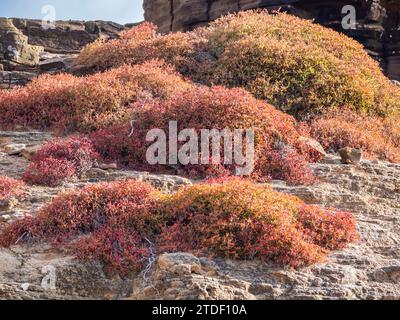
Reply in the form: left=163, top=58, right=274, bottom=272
left=0, top=246, right=133, bottom=300
left=131, top=252, right=256, bottom=300
left=339, top=147, right=363, bottom=165
left=143, top=0, right=400, bottom=80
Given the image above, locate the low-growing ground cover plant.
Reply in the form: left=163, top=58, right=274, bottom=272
left=159, top=178, right=359, bottom=268
left=0, top=176, right=25, bottom=202
left=0, top=178, right=358, bottom=274
left=201, top=11, right=400, bottom=118
left=22, top=158, right=76, bottom=187
left=90, top=85, right=319, bottom=184
left=1, top=11, right=398, bottom=167
left=73, top=11, right=400, bottom=119
left=22, top=136, right=99, bottom=186
left=0, top=60, right=192, bottom=132
left=70, top=10, right=400, bottom=164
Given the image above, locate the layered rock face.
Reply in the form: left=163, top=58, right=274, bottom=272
left=0, top=18, right=43, bottom=70
left=143, top=0, right=400, bottom=80
left=0, top=18, right=127, bottom=89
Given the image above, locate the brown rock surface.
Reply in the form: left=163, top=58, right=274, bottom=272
left=0, top=70, right=38, bottom=89
left=132, top=155, right=400, bottom=300
left=11, top=19, right=126, bottom=54
left=0, top=18, right=43, bottom=69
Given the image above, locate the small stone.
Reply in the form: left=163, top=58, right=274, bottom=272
left=143, top=286, right=157, bottom=297
left=3, top=143, right=27, bottom=155
left=20, top=145, right=42, bottom=160
left=339, top=147, right=362, bottom=165
left=390, top=80, right=400, bottom=87
left=0, top=214, right=11, bottom=222
left=0, top=137, right=11, bottom=146
left=158, top=253, right=202, bottom=275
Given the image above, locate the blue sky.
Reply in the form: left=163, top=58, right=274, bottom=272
left=0, top=0, right=144, bottom=24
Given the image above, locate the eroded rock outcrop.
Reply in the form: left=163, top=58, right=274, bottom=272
left=143, top=0, right=400, bottom=80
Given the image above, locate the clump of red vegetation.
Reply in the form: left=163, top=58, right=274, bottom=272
left=159, top=178, right=358, bottom=268
left=90, top=86, right=319, bottom=184
left=0, top=60, right=191, bottom=132
left=0, top=176, right=25, bottom=202
left=0, top=179, right=358, bottom=274
left=267, top=147, right=317, bottom=185
left=73, top=227, right=147, bottom=276
left=22, top=136, right=99, bottom=186
left=310, top=110, right=400, bottom=162
left=71, top=12, right=400, bottom=165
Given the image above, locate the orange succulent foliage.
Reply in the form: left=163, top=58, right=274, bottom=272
left=0, top=176, right=25, bottom=202
left=90, top=85, right=318, bottom=184
left=0, top=179, right=358, bottom=274
left=72, top=11, right=400, bottom=118
left=70, top=11, right=400, bottom=163
left=72, top=22, right=158, bottom=73
left=0, top=60, right=191, bottom=132
left=310, top=110, right=400, bottom=162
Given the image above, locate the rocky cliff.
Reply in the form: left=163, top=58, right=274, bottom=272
left=0, top=18, right=128, bottom=89
left=143, top=0, right=400, bottom=80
